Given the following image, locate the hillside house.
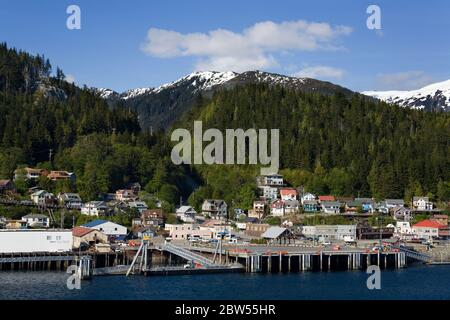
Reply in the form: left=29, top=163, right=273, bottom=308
left=57, top=193, right=83, bottom=209
left=81, top=201, right=109, bottom=216
left=413, top=197, right=434, bottom=211
left=202, top=199, right=227, bottom=220
left=176, top=206, right=197, bottom=223
left=21, top=214, right=50, bottom=228
left=321, top=201, right=340, bottom=214
left=280, top=188, right=298, bottom=201
left=300, top=193, right=316, bottom=204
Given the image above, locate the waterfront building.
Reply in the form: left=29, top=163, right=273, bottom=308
left=0, top=229, right=73, bottom=253
left=261, top=226, right=294, bottom=244
left=302, top=225, right=356, bottom=241
left=72, top=226, right=108, bottom=249
left=412, top=220, right=448, bottom=240
left=245, top=223, right=270, bottom=237
left=82, top=220, right=127, bottom=237
left=165, top=223, right=195, bottom=240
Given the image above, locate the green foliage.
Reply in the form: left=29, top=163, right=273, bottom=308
left=265, top=216, right=281, bottom=226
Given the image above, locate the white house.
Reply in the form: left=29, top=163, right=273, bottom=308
left=81, top=201, right=109, bottom=216
left=30, top=190, right=55, bottom=205
left=176, top=206, right=197, bottom=222
left=21, top=214, right=50, bottom=228
left=395, top=221, right=413, bottom=235
left=301, top=193, right=316, bottom=205
left=412, top=220, right=446, bottom=240
left=321, top=201, right=340, bottom=214
left=302, top=225, right=356, bottom=241
left=413, top=197, right=433, bottom=211
left=271, top=199, right=285, bottom=217
left=257, top=174, right=284, bottom=187
left=280, top=188, right=298, bottom=201
left=57, top=193, right=83, bottom=209
left=165, top=223, right=196, bottom=240
left=261, top=186, right=278, bottom=201
left=82, top=220, right=127, bottom=236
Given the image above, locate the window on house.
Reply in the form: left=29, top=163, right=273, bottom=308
left=46, top=236, right=52, bottom=240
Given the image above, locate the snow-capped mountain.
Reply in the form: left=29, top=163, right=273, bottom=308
left=362, top=79, right=450, bottom=112
left=96, top=70, right=354, bottom=130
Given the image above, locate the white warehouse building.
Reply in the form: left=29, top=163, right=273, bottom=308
left=0, top=229, right=73, bottom=253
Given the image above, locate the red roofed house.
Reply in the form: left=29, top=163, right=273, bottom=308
left=318, top=195, right=335, bottom=203
left=280, top=188, right=298, bottom=201
left=72, top=226, right=108, bottom=249
left=412, top=220, right=449, bottom=240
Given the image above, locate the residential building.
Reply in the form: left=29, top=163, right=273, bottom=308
left=141, top=209, right=164, bottom=227
left=72, top=226, right=108, bottom=249
left=165, top=223, right=195, bottom=240
left=0, top=229, right=73, bottom=253
left=30, top=190, right=55, bottom=206
left=271, top=199, right=285, bottom=216
left=14, top=167, right=49, bottom=181
left=57, top=193, right=83, bottom=209
left=284, top=200, right=299, bottom=214
left=318, top=195, right=335, bottom=203
left=260, top=186, right=279, bottom=201
left=202, top=199, right=227, bottom=219
left=81, top=201, right=109, bottom=216
left=125, top=182, right=141, bottom=195
left=82, top=220, right=127, bottom=236
left=47, top=170, right=76, bottom=182
left=386, top=199, right=405, bottom=209
left=21, top=214, right=50, bottom=228
left=280, top=188, right=298, bottom=201
left=413, top=197, right=433, bottom=211
left=256, top=174, right=284, bottom=187
left=395, top=221, right=413, bottom=235
left=345, top=201, right=360, bottom=212
left=176, top=206, right=197, bottom=223
left=115, top=189, right=136, bottom=202
left=128, top=201, right=148, bottom=214
left=302, top=200, right=319, bottom=213
left=412, top=220, right=448, bottom=240
left=5, top=220, right=27, bottom=229
left=0, top=179, right=15, bottom=194
left=432, top=215, right=448, bottom=226
left=392, top=206, right=412, bottom=221
left=355, top=198, right=374, bottom=213
left=248, top=201, right=266, bottom=219
left=321, top=201, right=340, bottom=214
left=300, top=193, right=316, bottom=205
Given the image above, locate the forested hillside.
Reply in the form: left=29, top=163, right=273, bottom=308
left=177, top=84, right=450, bottom=203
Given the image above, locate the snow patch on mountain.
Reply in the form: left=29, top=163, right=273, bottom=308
left=362, top=79, right=450, bottom=112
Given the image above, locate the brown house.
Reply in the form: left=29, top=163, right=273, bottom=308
left=141, top=209, right=164, bottom=227
left=0, top=179, right=15, bottom=194
left=72, top=226, right=108, bottom=249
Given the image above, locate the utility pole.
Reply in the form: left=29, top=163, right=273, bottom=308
left=49, top=149, right=53, bottom=163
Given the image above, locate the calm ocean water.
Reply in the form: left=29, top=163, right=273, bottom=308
left=1, top=264, right=449, bottom=300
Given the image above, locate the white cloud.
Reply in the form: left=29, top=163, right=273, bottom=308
left=65, top=74, right=76, bottom=84
left=293, top=65, right=345, bottom=80
left=376, top=71, right=435, bottom=90
left=141, top=20, right=352, bottom=72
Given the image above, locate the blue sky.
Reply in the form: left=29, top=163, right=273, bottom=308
left=1, top=0, right=449, bottom=92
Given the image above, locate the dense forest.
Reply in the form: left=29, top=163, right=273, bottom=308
left=177, top=85, right=450, bottom=204
left=1, top=43, right=449, bottom=216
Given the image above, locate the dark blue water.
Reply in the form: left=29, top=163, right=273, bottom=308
left=1, top=265, right=449, bottom=300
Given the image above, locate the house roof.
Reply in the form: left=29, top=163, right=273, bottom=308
left=82, top=219, right=108, bottom=228
left=176, top=206, right=196, bottom=214
left=261, top=226, right=288, bottom=239
left=22, top=214, right=48, bottom=219
left=280, top=188, right=298, bottom=196
left=318, top=195, right=335, bottom=201
left=321, top=201, right=341, bottom=206
left=72, top=226, right=95, bottom=237
left=413, top=220, right=446, bottom=229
